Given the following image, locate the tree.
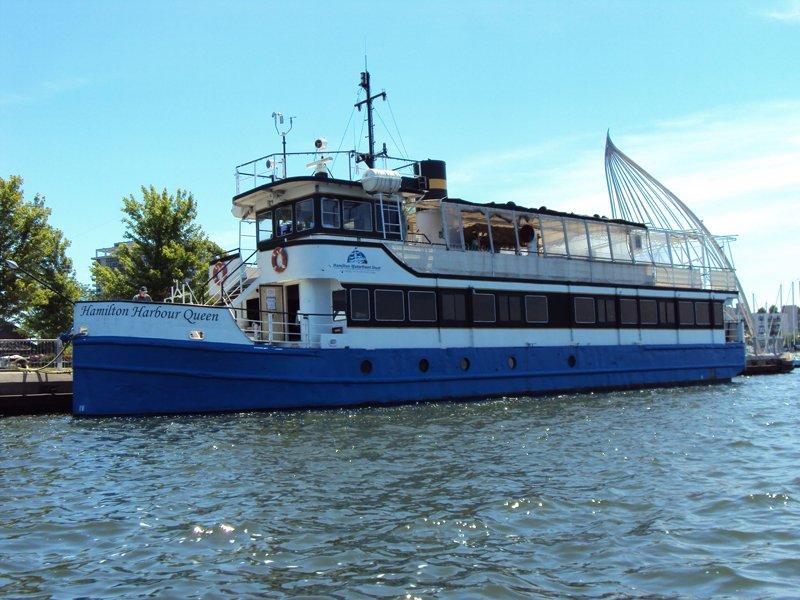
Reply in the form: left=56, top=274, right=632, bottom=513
left=0, top=175, right=81, bottom=337
left=92, top=186, right=221, bottom=302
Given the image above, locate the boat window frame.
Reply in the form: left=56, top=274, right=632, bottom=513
left=374, top=289, right=406, bottom=322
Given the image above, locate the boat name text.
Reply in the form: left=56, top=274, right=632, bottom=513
left=79, top=304, right=220, bottom=324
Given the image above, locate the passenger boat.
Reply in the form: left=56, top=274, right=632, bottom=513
left=70, top=71, right=746, bottom=415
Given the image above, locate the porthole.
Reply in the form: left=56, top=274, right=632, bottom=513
left=361, top=360, right=373, bottom=374
left=508, top=356, right=517, bottom=369
left=460, top=357, right=470, bottom=371
left=567, top=355, right=577, bottom=368
left=419, top=358, right=430, bottom=372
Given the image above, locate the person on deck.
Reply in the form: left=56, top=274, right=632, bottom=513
left=132, top=286, right=153, bottom=302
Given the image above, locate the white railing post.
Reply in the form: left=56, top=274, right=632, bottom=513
left=267, top=314, right=273, bottom=344
left=55, top=338, right=63, bottom=369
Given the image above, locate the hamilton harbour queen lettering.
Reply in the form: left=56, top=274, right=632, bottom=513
left=79, top=304, right=219, bottom=324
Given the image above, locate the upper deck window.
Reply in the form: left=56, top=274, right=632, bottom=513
left=257, top=211, right=273, bottom=243
left=295, top=199, right=315, bottom=232
left=322, top=198, right=341, bottom=229
left=275, top=206, right=293, bottom=237
left=342, top=200, right=373, bottom=232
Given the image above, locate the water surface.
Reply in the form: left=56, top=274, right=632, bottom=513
left=2, top=374, right=799, bottom=598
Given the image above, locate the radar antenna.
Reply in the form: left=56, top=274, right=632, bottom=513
left=272, top=111, right=295, bottom=179
left=604, top=133, right=759, bottom=352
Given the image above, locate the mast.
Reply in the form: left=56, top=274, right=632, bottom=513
left=354, top=67, right=386, bottom=168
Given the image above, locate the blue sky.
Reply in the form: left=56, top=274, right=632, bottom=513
left=2, top=0, right=799, bottom=307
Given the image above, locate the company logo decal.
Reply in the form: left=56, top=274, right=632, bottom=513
left=330, top=247, right=381, bottom=272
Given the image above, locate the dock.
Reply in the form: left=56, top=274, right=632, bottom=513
left=0, top=371, right=72, bottom=415
left=743, top=354, right=796, bottom=376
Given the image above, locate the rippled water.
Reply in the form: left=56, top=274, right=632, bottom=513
left=2, top=374, right=800, bottom=598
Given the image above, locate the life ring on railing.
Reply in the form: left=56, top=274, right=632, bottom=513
left=212, top=261, right=228, bottom=284
left=271, top=247, right=288, bottom=273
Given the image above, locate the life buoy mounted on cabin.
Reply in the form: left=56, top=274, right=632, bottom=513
left=271, top=247, right=288, bottom=273
left=212, top=261, right=228, bottom=284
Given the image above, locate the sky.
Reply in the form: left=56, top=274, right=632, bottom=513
left=1, top=0, right=799, bottom=308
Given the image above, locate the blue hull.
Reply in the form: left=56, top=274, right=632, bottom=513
left=72, top=337, right=745, bottom=416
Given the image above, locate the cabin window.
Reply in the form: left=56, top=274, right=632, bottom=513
left=342, top=200, right=373, bottom=231
left=275, top=206, right=293, bottom=236
left=678, top=301, right=695, bottom=325
left=409, top=291, right=437, bottom=322
left=540, top=217, right=568, bottom=256
left=472, top=293, right=496, bottom=323
left=349, top=288, right=370, bottom=321
left=524, top=295, right=549, bottom=323
left=620, top=298, right=638, bottom=325
left=574, top=297, right=596, bottom=324
left=295, top=198, right=315, bottom=231
left=639, top=299, right=658, bottom=325
left=712, top=301, right=724, bottom=327
left=695, top=301, right=710, bottom=326
left=658, top=300, right=675, bottom=325
left=587, top=222, right=612, bottom=260
left=374, top=289, right=405, bottom=321
left=564, top=219, right=590, bottom=258
left=498, top=294, right=523, bottom=322
left=332, top=290, right=347, bottom=319
left=322, top=198, right=341, bottom=228
left=597, top=298, right=616, bottom=324
left=441, top=291, right=467, bottom=322
left=257, top=211, right=273, bottom=243
left=489, top=213, right=516, bottom=254
left=462, top=210, right=490, bottom=251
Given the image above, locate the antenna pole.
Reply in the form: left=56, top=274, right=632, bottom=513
left=355, top=68, right=386, bottom=168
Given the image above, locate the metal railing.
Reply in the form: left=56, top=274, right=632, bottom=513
left=228, top=307, right=343, bottom=348
left=235, top=151, right=417, bottom=194
left=0, top=339, right=69, bottom=370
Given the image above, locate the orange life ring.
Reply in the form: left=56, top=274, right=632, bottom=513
left=212, top=261, right=228, bottom=283
left=271, top=247, right=288, bottom=273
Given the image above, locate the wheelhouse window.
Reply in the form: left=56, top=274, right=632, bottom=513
left=342, top=200, right=373, bottom=232
left=678, top=301, right=695, bottom=325
left=349, top=288, right=370, bottom=321
left=525, top=295, right=549, bottom=323
left=441, top=291, right=467, bottom=322
left=573, top=297, right=596, bottom=324
left=322, top=197, right=340, bottom=229
left=639, top=299, right=658, bottom=325
left=498, top=294, right=523, bottom=322
left=409, top=291, right=437, bottom=322
left=374, top=289, right=405, bottom=321
left=695, top=301, right=710, bottom=326
left=295, top=198, right=315, bottom=232
left=620, top=298, right=638, bottom=325
left=275, top=206, right=293, bottom=237
left=472, top=293, right=496, bottom=323
left=257, top=211, right=273, bottom=243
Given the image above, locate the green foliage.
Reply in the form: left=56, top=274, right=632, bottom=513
left=0, top=175, right=81, bottom=337
left=91, top=186, right=221, bottom=302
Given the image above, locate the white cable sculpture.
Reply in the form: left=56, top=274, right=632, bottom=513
left=604, top=134, right=757, bottom=352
